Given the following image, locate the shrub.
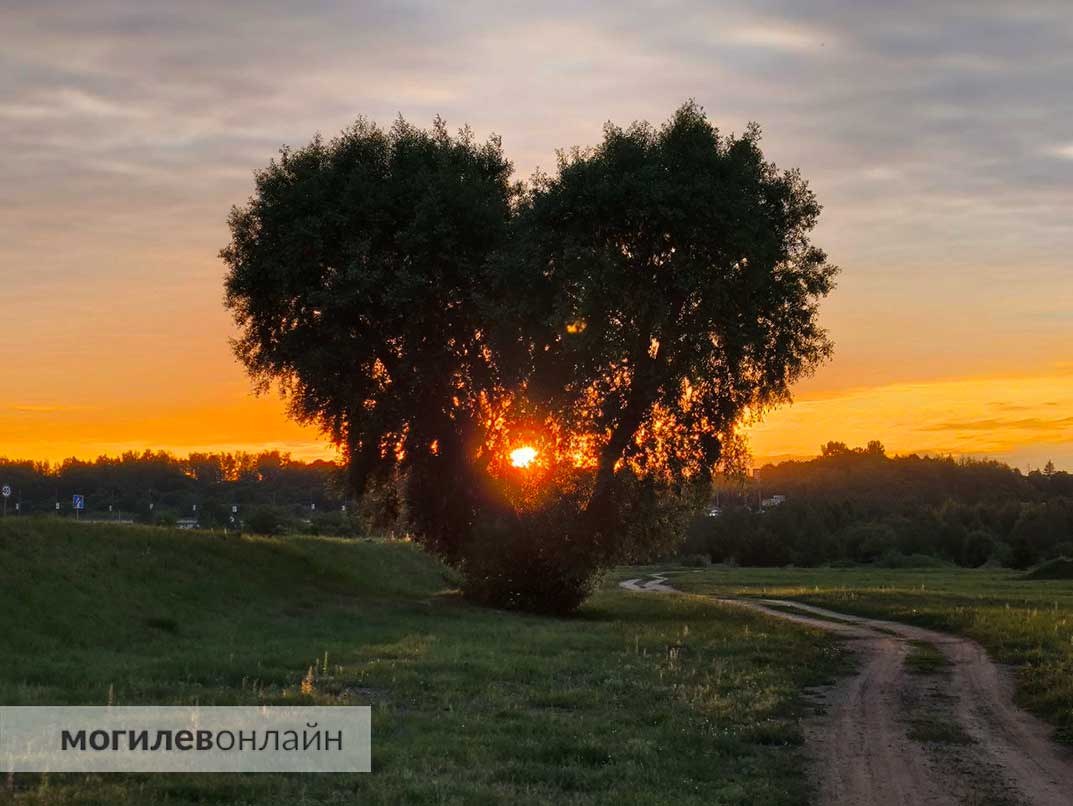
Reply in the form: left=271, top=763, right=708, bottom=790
left=245, top=507, right=290, bottom=536
left=679, top=553, right=712, bottom=567
left=459, top=507, right=603, bottom=616
left=875, top=551, right=950, bottom=569
left=841, top=522, right=898, bottom=562
left=1024, top=557, right=1073, bottom=580
left=961, top=529, right=996, bottom=568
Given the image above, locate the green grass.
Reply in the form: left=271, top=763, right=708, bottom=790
left=668, top=564, right=1073, bottom=744
left=905, top=714, right=973, bottom=745
left=0, top=521, right=847, bottom=805
left=904, top=641, right=950, bottom=675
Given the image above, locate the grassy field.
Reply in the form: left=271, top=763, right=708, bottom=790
left=667, top=564, right=1073, bottom=743
left=0, top=520, right=846, bottom=805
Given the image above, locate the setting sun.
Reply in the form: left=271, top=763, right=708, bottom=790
left=510, top=446, right=538, bottom=468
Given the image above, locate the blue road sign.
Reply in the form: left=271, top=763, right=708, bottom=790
left=72, top=494, right=85, bottom=510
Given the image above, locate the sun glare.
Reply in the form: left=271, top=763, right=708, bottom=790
left=510, top=446, right=538, bottom=468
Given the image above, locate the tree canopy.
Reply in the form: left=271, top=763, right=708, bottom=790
left=683, top=445, right=1073, bottom=570
left=222, top=102, right=837, bottom=612
left=510, top=105, right=836, bottom=543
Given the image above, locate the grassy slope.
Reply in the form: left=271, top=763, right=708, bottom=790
left=669, top=565, right=1073, bottom=743
left=0, top=521, right=845, bottom=805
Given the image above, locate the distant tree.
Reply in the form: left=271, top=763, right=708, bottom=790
left=962, top=529, right=996, bottom=568
left=245, top=507, right=289, bottom=536
left=866, top=440, right=886, bottom=456
left=821, top=441, right=852, bottom=457
left=222, top=104, right=836, bottom=613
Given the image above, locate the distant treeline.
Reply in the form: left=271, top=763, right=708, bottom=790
left=684, top=441, right=1073, bottom=569
left=5, top=443, right=1072, bottom=566
left=0, top=450, right=370, bottom=536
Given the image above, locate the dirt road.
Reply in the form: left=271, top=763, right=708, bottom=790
left=619, top=575, right=1073, bottom=806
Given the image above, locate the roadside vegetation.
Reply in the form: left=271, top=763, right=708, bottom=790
left=903, top=641, right=949, bottom=675
left=669, top=564, right=1073, bottom=743
left=0, top=519, right=845, bottom=805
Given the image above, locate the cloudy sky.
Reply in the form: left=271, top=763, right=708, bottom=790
left=2, top=0, right=1071, bottom=468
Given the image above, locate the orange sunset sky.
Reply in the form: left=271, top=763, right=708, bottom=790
left=2, top=2, right=1071, bottom=470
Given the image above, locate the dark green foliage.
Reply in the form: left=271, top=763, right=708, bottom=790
left=962, top=529, right=996, bottom=568
left=511, top=103, right=835, bottom=507
left=680, top=553, right=713, bottom=567
left=1024, top=557, right=1073, bottom=580
left=245, top=506, right=291, bottom=536
left=222, top=115, right=518, bottom=574
left=764, top=441, right=1073, bottom=505
left=143, top=616, right=180, bottom=635
left=904, top=641, right=950, bottom=675
left=222, top=116, right=516, bottom=559
left=683, top=446, right=1073, bottom=569
left=0, top=450, right=353, bottom=531
left=221, top=105, right=836, bottom=612
left=875, top=552, right=951, bottom=569
left=460, top=513, right=603, bottom=615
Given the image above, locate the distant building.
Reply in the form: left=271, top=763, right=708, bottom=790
left=760, top=494, right=786, bottom=509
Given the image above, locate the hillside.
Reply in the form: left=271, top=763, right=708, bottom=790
left=1, top=520, right=451, bottom=676
left=0, top=519, right=845, bottom=805
left=755, top=442, right=1072, bottom=507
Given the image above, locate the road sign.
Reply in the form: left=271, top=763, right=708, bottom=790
left=232, top=505, right=238, bottom=513
left=1, top=485, right=10, bottom=498
left=72, top=494, right=85, bottom=510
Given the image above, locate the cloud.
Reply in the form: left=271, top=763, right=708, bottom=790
left=919, top=416, right=1073, bottom=433
left=1, top=1, right=1072, bottom=468
left=9, top=404, right=77, bottom=414
left=724, top=21, right=834, bottom=51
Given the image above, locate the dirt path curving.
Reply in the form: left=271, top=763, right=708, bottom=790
left=619, top=575, right=1073, bottom=806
